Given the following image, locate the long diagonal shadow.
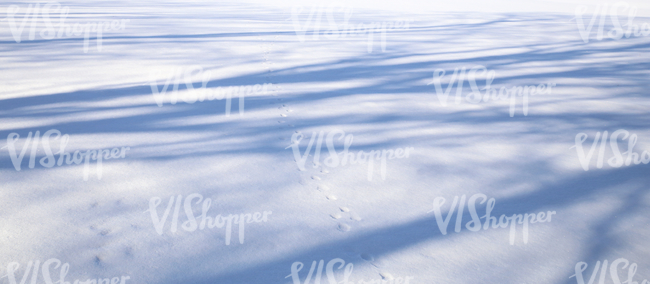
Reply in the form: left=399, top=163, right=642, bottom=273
left=162, top=163, right=650, bottom=284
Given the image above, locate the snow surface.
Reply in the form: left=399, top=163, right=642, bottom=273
left=1, top=0, right=649, bottom=284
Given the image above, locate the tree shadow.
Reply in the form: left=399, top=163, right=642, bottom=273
left=1, top=6, right=650, bottom=284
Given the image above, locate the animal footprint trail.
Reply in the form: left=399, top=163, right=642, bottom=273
left=259, top=34, right=292, bottom=140
left=380, top=272, right=394, bottom=281
left=337, top=223, right=351, bottom=232
left=293, top=149, right=359, bottom=231
left=360, top=252, right=392, bottom=278
left=317, top=185, right=329, bottom=191
left=310, top=167, right=363, bottom=233
left=262, top=35, right=361, bottom=236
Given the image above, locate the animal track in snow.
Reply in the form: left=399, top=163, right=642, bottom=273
left=268, top=34, right=362, bottom=235
left=371, top=258, right=388, bottom=268
left=360, top=253, right=374, bottom=262
left=317, top=185, right=330, bottom=191
left=360, top=253, right=388, bottom=268
left=380, top=272, right=394, bottom=280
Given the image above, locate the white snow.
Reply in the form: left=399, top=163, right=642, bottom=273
left=1, top=0, right=650, bottom=284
